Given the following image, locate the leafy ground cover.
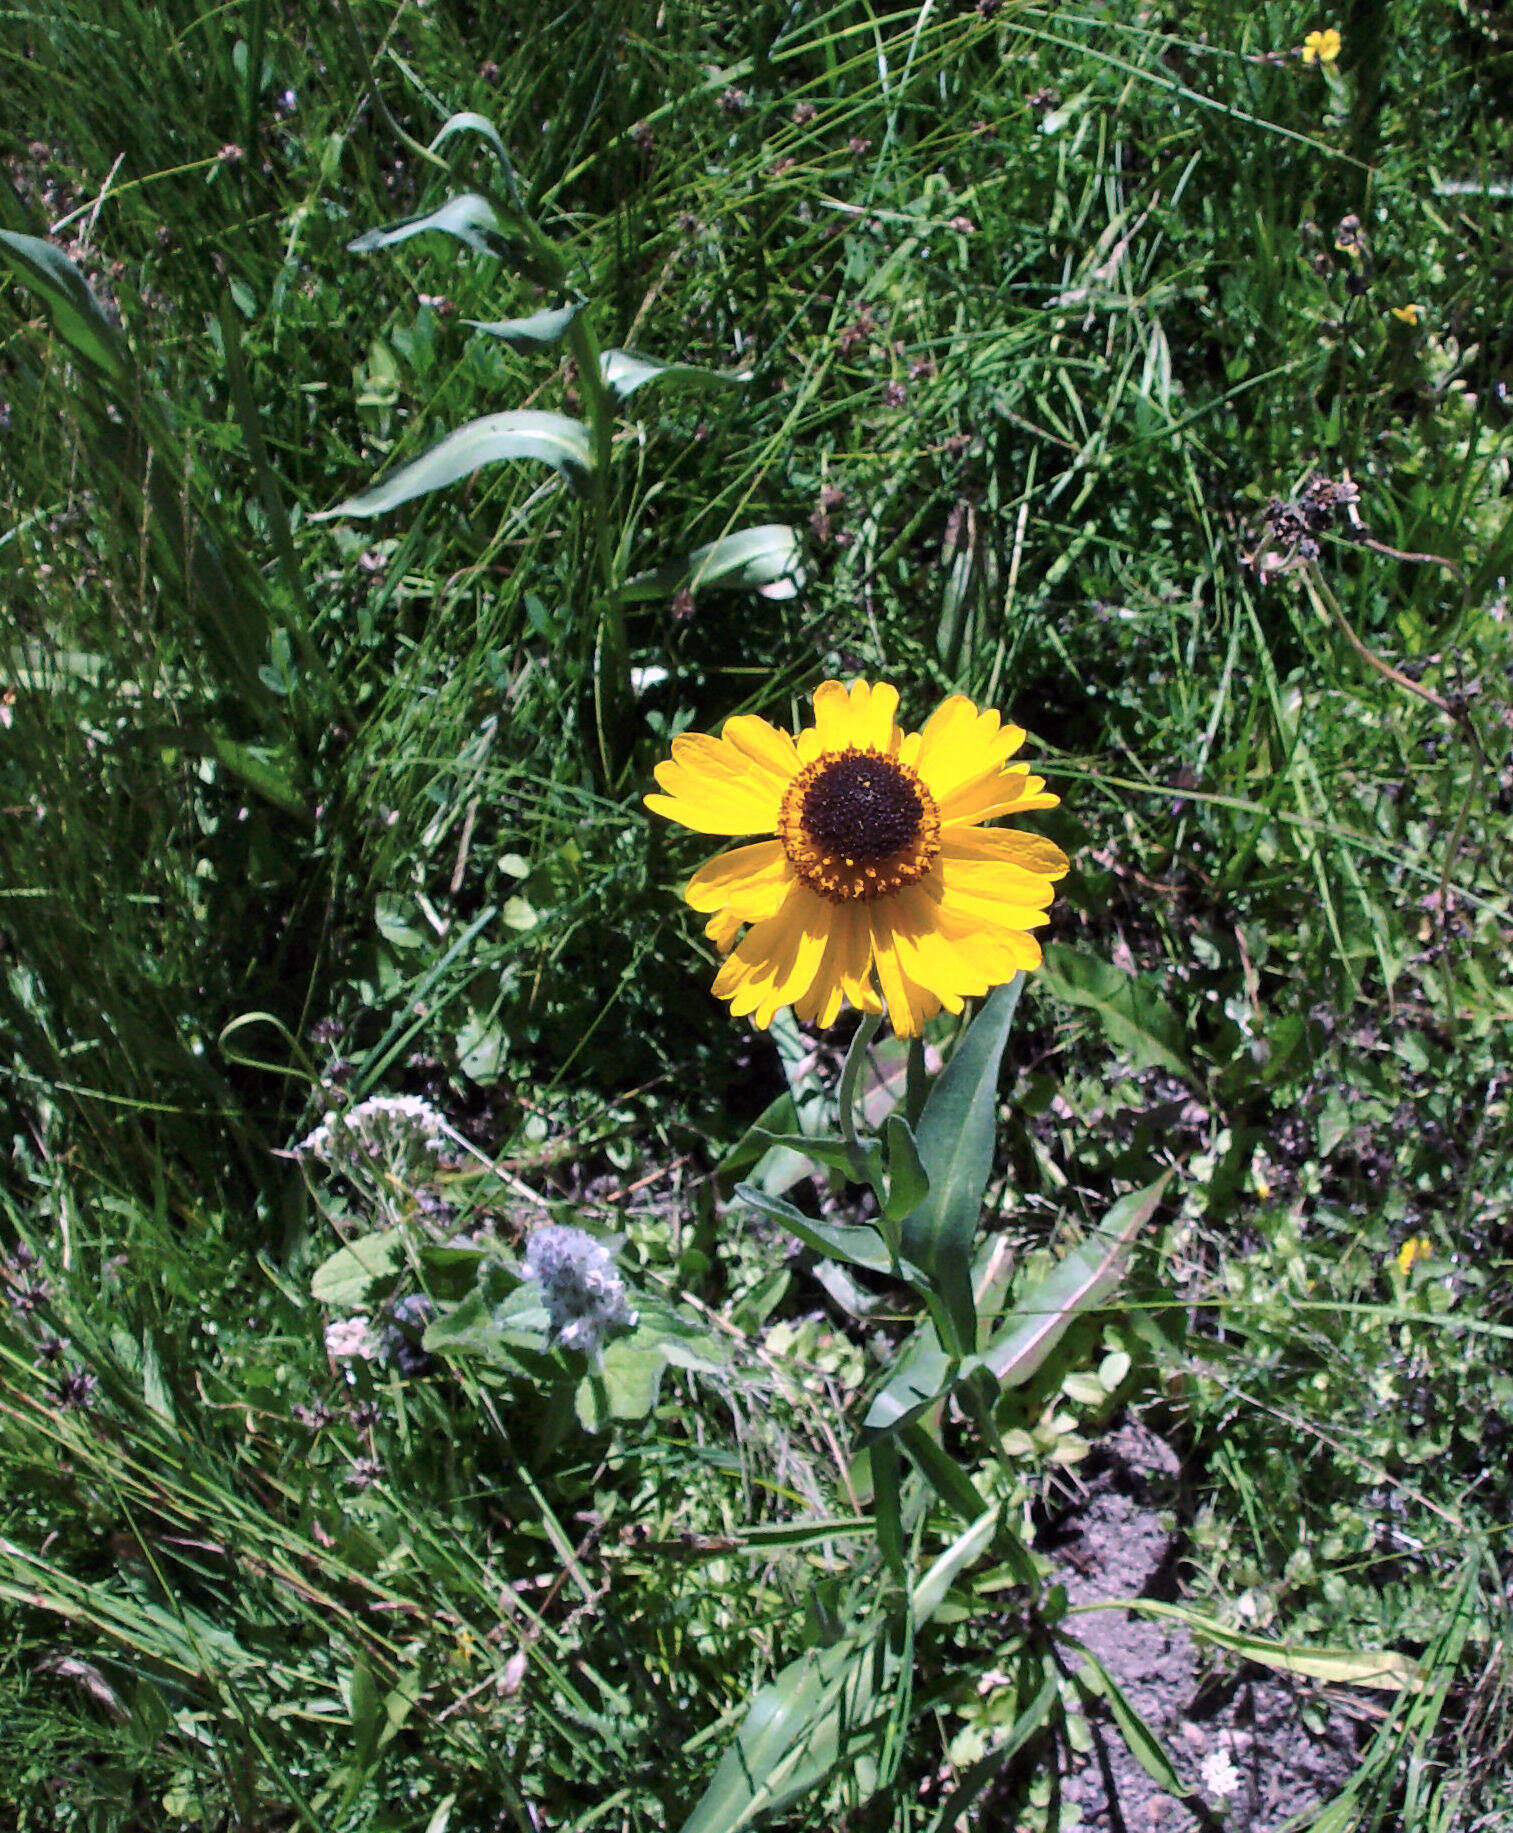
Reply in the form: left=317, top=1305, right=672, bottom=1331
left=1, top=1, right=1511, bottom=1828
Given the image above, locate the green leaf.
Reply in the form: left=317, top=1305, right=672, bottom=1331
left=314, top=410, right=593, bottom=518
left=347, top=192, right=507, bottom=257
left=429, top=111, right=513, bottom=173
left=900, top=976, right=1025, bottom=1355
left=734, top=1183, right=923, bottom=1279
left=576, top=1333, right=669, bottom=1428
left=862, top=1322, right=956, bottom=1435
left=1071, top=1644, right=1190, bottom=1798
left=310, top=1230, right=405, bottom=1308
left=974, top=1175, right=1168, bottom=1387
left=908, top=1503, right=997, bottom=1621
left=678, top=1635, right=885, bottom=1833
left=598, top=348, right=751, bottom=401
left=208, top=735, right=310, bottom=822
left=0, top=231, right=130, bottom=381
left=616, top=525, right=805, bottom=604
left=466, top=302, right=581, bottom=348
left=1039, top=945, right=1193, bottom=1083
left=899, top=1424, right=988, bottom=1527
left=879, top=1114, right=929, bottom=1223
left=1093, top=1601, right=1421, bottom=1692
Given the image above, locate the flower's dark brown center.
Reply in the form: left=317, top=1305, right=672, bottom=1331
left=778, top=746, right=941, bottom=902
left=801, top=752, right=923, bottom=861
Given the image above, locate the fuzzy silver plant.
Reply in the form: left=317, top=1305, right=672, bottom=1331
left=521, top=1225, right=636, bottom=1355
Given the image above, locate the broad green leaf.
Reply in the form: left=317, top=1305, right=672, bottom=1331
left=974, top=1174, right=1168, bottom=1387
left=879, top=1114, right=929, bottom=1223
left=599, top=348, right=751, bottom=401
left=314, top=410, right=593, bottom=518
left=310, top=1230, right=405, bottom=1307
left=734, top=1183, right=924, bottom=1280
left=862, top=1322, right=956, bottom=1435
left=466, top=302, right=581, bottom=348
left=740, top=1129, right=880, bottom=1185
left=576, top=1333, right=668, bottom=1429
left=900, top=976, right=1025, bottom=1355
left=347, top=192, right=506, bottom=257
left=616, top=524, right=805, bottom=604
left=1040, top=945, right=1194, bottom=1083
left=0, top=231, right=129, bottom=381
left=1093, top=1600, right=1421, bottom=1692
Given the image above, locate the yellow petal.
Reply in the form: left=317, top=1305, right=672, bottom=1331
left=712, top=886, right=830, bottom=1027
left=684, top=840, right=791, bottom=919
left=939, top=767, right=1060, bottom=828
left=809, top=679, right=857, bottom=752
left=722, top=714, right=800, bottom=780
left=704, top=907, right=743, bottom=954
left=794, top=898, right=877, bottom=1027
left=848, top=680, right=901, bottom=753
left=870, top=901, right=942, bottom=1036
left=940, top=825, right=1070, bottom=880
left=644, top=728, right=789, bottom=834
left=914, top=697, right=1026, bottom=803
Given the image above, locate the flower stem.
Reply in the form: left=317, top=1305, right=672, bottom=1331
left=837, top=1010, right=882, bottom=1185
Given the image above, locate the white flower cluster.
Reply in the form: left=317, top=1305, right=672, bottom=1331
left=521, top=1225, right=635, bottom=1356
left=298, top=1094, right=449, bottom=1164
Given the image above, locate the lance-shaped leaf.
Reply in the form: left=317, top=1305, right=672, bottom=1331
left=347, top=192, right=507, bottom=257
left=0, top=231, right=130, bottom=381
left=313, top=410, right=593, bottom=519
left=679, top=1509, right=998, bottom=1833
left=1077, top=1599, right=1421, bottom=1693
left=735, top=1183, right=925, bottom=1282
left=466, top=301, right=581, bottom=348
left=898, top=976, right=1025, bottom=1356
left=973, top=1173, right=1169, bottom=1387
left=429, top=111, right=516, bottom=188
left=616, top=524, right=805, bottom=604
left=599, top=348, right=752, bottom=401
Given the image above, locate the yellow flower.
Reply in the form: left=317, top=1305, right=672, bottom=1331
left=646, top=680, right=1068, bottom=1035
left=1396, top=1235, right=1433, bottom=1276
left=1300, top=27, right=1341, bottom=64
left=1390, top=303, right=1421, bottom=326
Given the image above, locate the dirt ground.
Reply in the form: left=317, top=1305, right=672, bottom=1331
left=1036, top=1422, right=1366, bottom=1831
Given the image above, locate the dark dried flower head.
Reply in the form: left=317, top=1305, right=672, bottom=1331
left=347, top=1456, right=384, bottom=1489
left=670, top=587, right=697, bottom=622
left=883, top=379, right=907, bottom=408
left=53, top=1368, right=98, bottom=1410
left=294, top=1399, right=335, bottom=1431
left=847, top=135, right=872, bottom=156
left=348, top=1398, right=382, bottom=1433
left=718, top=87, right=749, bottom=114
left=11, top=1280, right=51, bottom=1315
left=36, top=1333, right=65, bottom=1363
left=792, top=101, right=817, bottom=125
left=629, top=120, right=655, bottom=153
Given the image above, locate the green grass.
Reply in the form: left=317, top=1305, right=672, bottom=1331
left=2, top=0, right=1512, bottom=1827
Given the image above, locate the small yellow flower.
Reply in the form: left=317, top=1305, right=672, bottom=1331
left=1300, top=27, right=1342, bottom=64
left=1390, top=303, right=1421, bottom=326
left=1396, top=1235, right=1433, bottom=1277
left=647, top=680, right=1068, bottom=1035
